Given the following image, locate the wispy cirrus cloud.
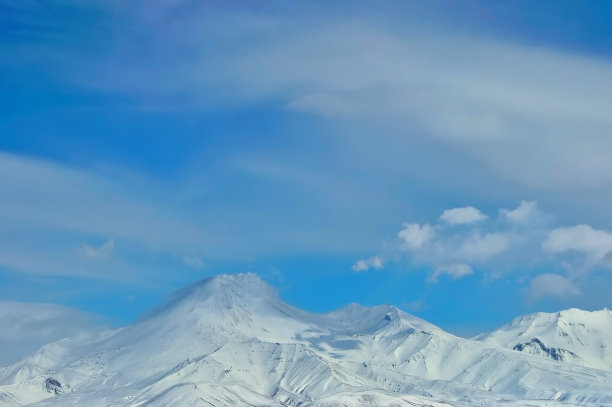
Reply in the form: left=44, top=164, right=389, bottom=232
left=0, top=151, right=390, bottom=281
left=6, top=1, right=612, bottom=195
left=0, top=152, right=210, bottom=280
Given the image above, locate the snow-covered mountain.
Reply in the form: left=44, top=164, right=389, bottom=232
left=475, top=308, right=612, bottom=370
left=1, top=273, right=611, bottom=407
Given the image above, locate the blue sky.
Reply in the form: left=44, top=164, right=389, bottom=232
left=2, top=0, right=612, bottom=336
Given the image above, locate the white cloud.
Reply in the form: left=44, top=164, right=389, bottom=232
left=499, top=200, right=539, bottom=224
left=83, top=239, right=114, bottom=259
left=542, top=224, right=612, bottom=265
left=440, top=206, right=487, bottom=226
left=0, top=152, right=208, bottom=275
left=529, top=273, right=581, bottom=300
left=430, top=263, right=473, bottom=283
left=457, top=232, right=509, bottom=261
left=8, top=0, right=612, bottom=307
left=183, top=254, right=204, bottom=269
left=0, top=152, right=386, bottom=279
left=356, top=201, right=556, bottom=283
left=397, top=223, right=434, bottom=251
left=352, top=256, right=383, bottom=272
left=354, top=201, right=541, bottom=283
left=154, top=14, right=612, bottom=191
left=32, top=3, right=612, bottom=193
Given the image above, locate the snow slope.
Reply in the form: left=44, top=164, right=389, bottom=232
left=475, top=308, right=612, bottom=370
left=1, top=273, right=611, bottom=407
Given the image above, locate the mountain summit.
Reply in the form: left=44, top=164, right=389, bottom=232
left=1, top=273, right=611, bottom=407
left=173, top=272, right=279, bottom=302
left=475, top=308, right=612, bottom=370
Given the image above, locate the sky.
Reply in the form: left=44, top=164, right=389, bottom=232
left=1, top=0, right=612, bottom=338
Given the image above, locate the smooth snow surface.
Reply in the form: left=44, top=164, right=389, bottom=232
left=1, top=273, right=611, bottom=407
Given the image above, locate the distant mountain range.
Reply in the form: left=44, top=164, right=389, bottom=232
left=1, top=273, right=611, bottom=406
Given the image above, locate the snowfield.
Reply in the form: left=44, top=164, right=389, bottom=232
left=1, top=273, right=611, bottom=407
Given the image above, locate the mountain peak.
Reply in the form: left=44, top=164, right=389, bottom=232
left=138, top=272, right=280, bottom=325
left=476, top=307, right=612, bottom=370
left=173, top=272, right=277, bottom=303
left=201, top=271, right=269, bottom=288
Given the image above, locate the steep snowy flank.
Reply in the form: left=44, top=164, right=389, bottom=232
left=1, top=273, right=612, bottom=407
left=475, top=308, right=612, bottom=370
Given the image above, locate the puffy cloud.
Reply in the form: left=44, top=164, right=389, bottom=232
left=83, top=239, right=114, bottom=259
left=528, top=273, right=581, bottom=300
left=357, top=204, right=519, bottom=282
left=457, top=233, right=509, bottom=261
left=353, top=200, right=599, bottom=286
left=499, top=200, right=539, bottom=224
left=440, top=206, right=487, bottom=226
left=542, top=224, right=612, bottom=264
left=397, top=223, right=434, bottom=250
left=430, top=263, right=473, bottom=283
left=352, top=256, right=383, bottom=272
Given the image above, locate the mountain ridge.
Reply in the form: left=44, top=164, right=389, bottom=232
left=475, top=307, right=612, bottom=370
left=1, top=273, right=611, bottom=407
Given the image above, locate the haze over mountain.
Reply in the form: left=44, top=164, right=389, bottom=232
left=1, top=273, right=611, bottom=407
left=0, top=302, right=102, bottom=366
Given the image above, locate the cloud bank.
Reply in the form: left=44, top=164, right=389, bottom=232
left=356, top=200, right=612, bottom=301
